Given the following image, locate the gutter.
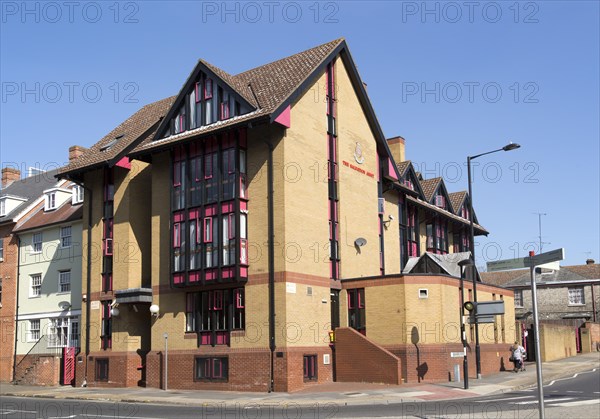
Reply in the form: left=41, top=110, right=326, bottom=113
left=11, top=235, right=21, bottom=382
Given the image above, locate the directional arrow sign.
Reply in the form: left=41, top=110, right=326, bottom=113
left=487, top=257, right=528, bottom=272
left=487, top=248, right=565, bottom=272
left=531, top=248, right=565, bottom=266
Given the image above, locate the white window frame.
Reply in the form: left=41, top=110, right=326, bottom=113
left=0, top=199, right=5, bottom=217
left=72, top=185, right=84, bottom=205
left=514, top=289, right=524, bottom=308
left=30, top=274, right=42, bottom=298
left=47, top=317, right=80, bottom=348
left=0, top=238, right=3, bottom=261
left=59, top=270, right=71, bottom=293
left=60, top=226, right=72, bottom=248
left=568, top=287, right=585, bottom=305
left=28, top=319, right=40, bottom=342
left=45, top=192, right=57, bottom=211
left=32, top=232, right=42, bottom=254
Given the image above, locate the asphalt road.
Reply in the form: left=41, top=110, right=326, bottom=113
left=1, top=369, right=598, bottom=418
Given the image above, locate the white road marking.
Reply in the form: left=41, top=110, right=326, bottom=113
left=48, top=416, right=76, bottom=419
left=1, top=410, right=38, bottom=415
left=475, top=395, right=533, bottom=403
left=547, top=368, right=598, bottom=386
left=513, top=397, right=576, bottom=405
left=566, top=390, right=583, bottom=393
left=552, top=399, right=600, bottom=407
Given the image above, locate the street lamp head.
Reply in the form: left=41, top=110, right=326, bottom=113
left=502, top=142, right=521, bottom=151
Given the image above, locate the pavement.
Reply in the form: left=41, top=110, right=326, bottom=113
left=1, top=352, right=599, bottom=407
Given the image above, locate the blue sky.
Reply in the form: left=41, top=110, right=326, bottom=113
left=1, top=1, right=598, bottom=268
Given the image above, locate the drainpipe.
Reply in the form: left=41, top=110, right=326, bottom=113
left=11, top=235, right=21, bottom=382
left=266, top=138, right=275, bottom=393
left=591, top=283, right=596, bottom=323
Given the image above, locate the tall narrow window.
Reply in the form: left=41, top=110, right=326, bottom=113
left=173, top=218, right=186, bottom=273
left=59, top=270, right=71, bottom=293
left=60, top=226, right=72, bottom=248
left=28, top=319, right=40, bottom=341
left=32, top=232, right=43, bottom=253
left=0, top=238, right=4, bottom=261
left=514, top=289, right=523, bottom=308
left=101, top=301, right=112, bottom=350
left=303, top=355, right=317, bottom=381
left=347, top=288, right=366, bottom=334
left=30, top=274, right=42, bottom=297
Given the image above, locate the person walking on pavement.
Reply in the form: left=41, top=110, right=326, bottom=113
left=510, top=341, right=526, bottom=373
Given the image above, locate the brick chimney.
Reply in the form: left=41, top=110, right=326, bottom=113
left=69, top=145, right=88, bottom=161
left=2, top=167, right=21, bottom=188
left=387, top=136, right=406, bottom=164
left=586, top=259, right=595, bottom=265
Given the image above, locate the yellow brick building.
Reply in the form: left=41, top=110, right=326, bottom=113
left=60, top=39, right=514, bottom=391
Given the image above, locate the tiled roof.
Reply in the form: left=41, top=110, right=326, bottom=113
left=419, top=177, right=442, bottom=202
left=0, top=169, right=62, bottom=222
left=59, top=96, right=176, bottom=176
left=132, top=39, right=345, bottom=155
left=448, top=191, right=467, bottom=215
left=396, top=161, right=412, bottom=177
left=481, top=269, right=527, bottom=287
left=14, top=199, right=83, bottom=232
left=563, top=264, right=600, bottom=279
left=481, top=263, right=600, bottom=288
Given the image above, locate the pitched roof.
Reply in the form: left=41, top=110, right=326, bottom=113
left=481, top=263, right=600, bottom=288
left=0, top=169, right=62, bottom=222
left=59, top=96, right=176, bottom=177
left=14, top=198, right=83, bottom=232
left=132, top=38, right=345, bottom=155
left=448, top=191, right=467, bottom=215
left=419, top=177, right=443, bottom=202
left=396, top=161, right=412, bottom=177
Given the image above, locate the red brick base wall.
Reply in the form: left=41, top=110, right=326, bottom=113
left=144, top=346, right=332, bottom=392
left=78, top=351, right=145, bottom=388
left=387, top=343, right=512, bottom=383
left=335, top=327, right=402, bottom=385
left=14, top=355, right=60, bottom=385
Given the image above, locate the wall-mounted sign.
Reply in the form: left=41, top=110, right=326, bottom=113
left=354, top=142, right=365, bottom=164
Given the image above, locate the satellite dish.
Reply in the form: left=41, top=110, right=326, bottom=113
left=58, top=301, right=71, bottom=311
left=354, top=238, right=367, bottom=247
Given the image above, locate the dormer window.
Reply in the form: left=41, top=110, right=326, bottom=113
left=460, top=205, right=470, bottom=220
left=403, top=178, right=413, bottom=190
left=72, top=185, right=84, bottom=205
left=434, top=194, right=445, bottom=209
left=0, top=199, right=5, bottom=217
left=46, top=192, right=57, bottom=211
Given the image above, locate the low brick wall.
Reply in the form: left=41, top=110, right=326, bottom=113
left=335, top=327, right=402, bottom=385
left=14, top=355, right=60, bottom=385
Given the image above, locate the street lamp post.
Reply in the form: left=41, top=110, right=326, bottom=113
left=458, top=258, right=474, bottom=389
left=467, top=142, right=520, bottom=379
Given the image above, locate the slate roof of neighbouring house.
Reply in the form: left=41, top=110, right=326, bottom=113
left=481, top=264, right=600, bottom=288
left=13, top=196, right=83, bottom=233
left=0, top=169, right=62, bottom=222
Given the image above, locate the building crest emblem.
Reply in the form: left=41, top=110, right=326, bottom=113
left=354, top=142, right=365, bottom=164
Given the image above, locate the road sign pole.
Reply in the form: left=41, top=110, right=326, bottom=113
left=529, top=253, right=545, bottom=419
